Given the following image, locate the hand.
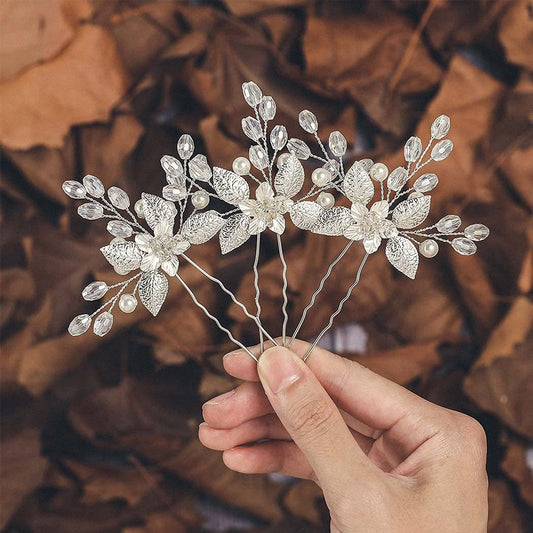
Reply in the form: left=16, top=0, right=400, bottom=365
left=199, top=340, right=488, bottom=533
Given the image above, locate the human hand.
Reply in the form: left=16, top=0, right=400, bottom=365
left=199, top=340, right=488, bottom=533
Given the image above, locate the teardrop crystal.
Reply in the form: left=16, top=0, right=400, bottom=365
left=328, top=131, right=347, bottom=156
left=249, top=145, right=268, bottom=170
left=287, top=138, right=311, bottom=160
left=78, top=203, right=103, bottom=220
left=436, top=214, right=461, bottom=233
left=107, top=220, right=133, bottom=238
left=259, top=96, right=276, bottom=120
left=177, top=134, right=194, bottom=159
left=464, top=224, right=489, bottom=241
left=413, top=173, right=438, bottom=193
left=242, top=117, right=263, bottom=141
left=189, top=154, right=212, bottom=182
left=452, top=237, right=477, bottom=255
left=242, top=81, right=262, bottom=107
left=93, top=311, right=114, bottom=337
left=68, top=314, right=92, bottom=336
left=404, top=136, right=422, bottom=162
left=108, top=186, right=130, bottom=209
left=431, top=139, right=453, bottom=161
left=62, top=180, right=86, bottom=199
left=387, top=167, right=409, bottom=191
left=83, top=175, right=105, bottom=198
left=270, top=125, right=287, bottom=150
left=162, top=184, right=187, bottom=201
left=431, top=115, right=450, bottom=139
left=160, top=155, right=184, bottom=179
left=299, top=110, right=318, bottom=133
left=82, top=281, right=108, bottom=301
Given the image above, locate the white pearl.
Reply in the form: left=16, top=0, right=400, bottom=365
left=232, top=156, right=251, bottom=176
left=276, top=152, right=291, bottom=168
left=192, top=190, right=210, bottom=209
left=119, top=293, right=138, bottom=313
left=370, top=162, right=388, bottom=182
left=409, top=191, right=424, bottom=199
left=311, top=168, right=331, bottom=187
left=316, top=192, right=335, bottom=209
left=134, top=199, right=145, bottom=219
left=419, top=239, right=439, bottom=258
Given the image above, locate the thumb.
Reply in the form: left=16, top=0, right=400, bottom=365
left=257, top=346, right=374, bottom=492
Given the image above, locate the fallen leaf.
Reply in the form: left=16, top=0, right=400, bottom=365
left=499, top=0, right=533, bottom=70
left=501, top=439, right=533, bottom=507
left=487, top=479, right=527, bottom=533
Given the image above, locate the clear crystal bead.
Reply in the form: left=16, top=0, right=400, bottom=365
left=270, top=125, right=288, bottom=150
left=323, top=159, right=340, bottom=177
left=328, top=131, right=347, bottom=156
left=249, top=145, right=268, bottom=170
left=68, top=314, right=91, bottom=336
left=62, top=180, right=86, bottom=199
left=163, top=184, right=187, bottom=201
left=107, top=220, right=133, bottom=238
left=189, top=154, right=212, bottom=182
left=387, top=167, right=409, bottom=191
left=404, top=136, right=422, bottom=162
left=452, top=237, right=477, bottom=255
left=177, top=134, right=194, bottom=159
left=82, top=281, right=108, bottom=301
left=431, top=139, right=453, bottom=161
left=108, top=186, right=130, bottom=209
left=93, top=311, right=114, bottom=337
left=464, top=224, right=489, bottom=241
left=242, top=81, right=262, bottom=107
left=160, top=155, right=184, bottom=179
left=287, top=138, right=310, bottom=160
left=83, top=175, right=105, bottom=198
left=242, top=117, right=263, bottom=141
left=259, top=96, right=276, bottom=120
left=431, top=115, right=450, bottom=139
left=299, top=110, right=318, bottom=133
left=436, top=214, right=461, bottom=233
left=413, top=173, right=438, bottom=193
left=359, top=159, right=374, bottom=171
left=78, top=202, right=103, bottom=220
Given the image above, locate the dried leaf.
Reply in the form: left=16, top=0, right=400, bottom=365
left=501, top=439, right=533, bottom=507
left=499, top=0, right=533, bottom=70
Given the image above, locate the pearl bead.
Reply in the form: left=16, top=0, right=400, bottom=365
left=370, top=162, right=388, bottom=182
left=134, top=199, right=145, bottom=219
left=316, top=192, right=335, bottom=209
left=276, top=152, right=291, bottom=168
left=311, top=168, right=331, bottom=187
left=419, top=239, right=439, bottom=258
left=409, top=191, right=424, bottom=199
left=192, top=190, right=210, bottom=209
left=119, top=294, right=138, bottom=313
left=232, top=156, right=251, bottom=175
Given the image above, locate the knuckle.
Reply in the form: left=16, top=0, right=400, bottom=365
left=445, top=412, right=487, bottom=460
left=286, top=397, right=336, bottom=440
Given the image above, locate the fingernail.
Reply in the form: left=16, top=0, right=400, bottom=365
left=204, top=389, right=235, bottom=406
left=258, top=347, right=303, bottom=394
left=223, top=349, right=241, bottom=359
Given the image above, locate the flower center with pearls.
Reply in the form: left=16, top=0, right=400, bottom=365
left=149, top=235, right=175, bottom=263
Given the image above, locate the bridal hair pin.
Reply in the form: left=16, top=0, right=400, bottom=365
left=63, top=81, right=489, bottom=361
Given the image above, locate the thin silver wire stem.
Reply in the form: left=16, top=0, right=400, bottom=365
left=303, top=252, right=369, bottom=361
left=179, top=253, right=277, bottom=347
left=288, top=240, right=354, bottom=347
left=175, top=273, right=258, bottom=362
left=253, top=233, right=264, bottom=353
left=277, top=233, right=289, bottom=346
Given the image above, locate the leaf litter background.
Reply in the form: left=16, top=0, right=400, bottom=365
left=0, top=0, right=532, bottom=531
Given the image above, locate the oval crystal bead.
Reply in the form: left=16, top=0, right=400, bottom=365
left=242, top=81, right=262, bottom=107
left=452, top=237, right=477, bottom=255
left=68, top=314, right=91, bottom=336
left=78, top=202, right=103, bottom=220
left=82, top=281, right=108, bottom=301
left=387, top=167, right=409, bottom=191
left=249, top=145, right=268, bottom=170
left=160, top=155, right=184, bottom=179
left=162, top=184, right=187, bottom=201
left=323, top=159, right=340, bottom=177
left=259, top=96, right=276, bottom=120
left=108, top=186, right=130, bottom=209
left=107, top=220, right=133, bottom=238
left=287, top=138, right=311, bottom=160
left=464, top=223, right=489, bottom=241
left=431, top=115, right=450, bottom=139
left=328, top=130, right=347, bottom=156
left=431, top=139, right=453, bottom=161
left=270, top=125, right=288, bottom=150
left=414, top=173, right=438, bottom=193
left=93, top=311, right=114, bottom=337
left=83, top=175, right=105, bottom=197
left=189, top=154, right=212, bottom=182
left=242, top=116, right=263, bottom=141
left=177, top=134, right=194, bottom=159
left=62, top=180, right=87, bottom=199
left=299, top=110, right=318, bottom=133
left=404, top=136, right=422, bottom=162
left=436, top=214, right=461, bottom=233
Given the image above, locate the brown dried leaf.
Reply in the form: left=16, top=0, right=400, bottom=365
left=501, top=439, right=533, bottom=507
left=224, top=0, right=309, bottom=17
left=499, top=0, right=533, bottom=70
left=488, top=479, right=527, bottom=533
left=283, top=480, right=324, bottom=525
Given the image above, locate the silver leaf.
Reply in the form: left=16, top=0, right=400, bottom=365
left=385, top=236, right=419, bottom=279
left=142, top=193, right=175, bottom=232
left=343, top=162, right=374, bottom=205
left=212, top=167, right=250, bottom=205
left=392, top=196, right=431, bottom=229
left=219, top=214, right=251, bottom=254
left=311, top=206, right=353, bottom=236
left=138, top=270, right=169, bottom=316
left=274, top=155, right=304, bottom=198
left=100, top=241, right=143, bottom=272
left=181, top=210, right=225, bottom=244
left=289, top=201, right=324, bottom=230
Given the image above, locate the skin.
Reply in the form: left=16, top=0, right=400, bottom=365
left=199, top=340, right=488, bottom=533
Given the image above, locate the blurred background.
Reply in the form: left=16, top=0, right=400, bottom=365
left=1, top=0, right=532, bottom=531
